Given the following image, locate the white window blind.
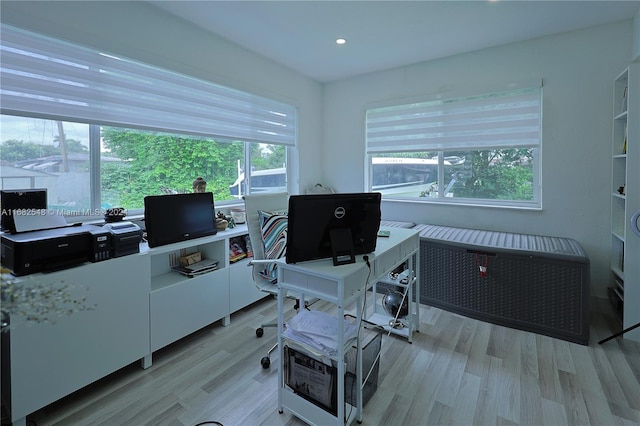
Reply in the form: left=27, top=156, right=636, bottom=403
left=0, top=24, right=297, bottom=146
left=366, top=84, right=541, bottom=153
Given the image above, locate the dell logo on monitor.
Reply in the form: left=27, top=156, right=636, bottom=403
left=334, top=207, right=346, bottom=219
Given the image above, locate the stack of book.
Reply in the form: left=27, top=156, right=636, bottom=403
left=172, top=258, right=219, bottom=277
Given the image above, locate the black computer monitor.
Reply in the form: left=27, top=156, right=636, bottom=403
left=143, top=192, right=217, bottom=248
left=286, top=192, right=382, bottom=266
left=0, top=188, right=48, bottom=233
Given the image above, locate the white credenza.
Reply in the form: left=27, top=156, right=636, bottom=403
left=5, top=224, right=266, bottom=426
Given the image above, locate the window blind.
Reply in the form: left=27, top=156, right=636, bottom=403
left=366, top=84, right=541, bottom=153
left=0, top=24, right=297, bottom=146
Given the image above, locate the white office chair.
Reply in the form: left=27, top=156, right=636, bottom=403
left=243, top=192, right=290, bottom=369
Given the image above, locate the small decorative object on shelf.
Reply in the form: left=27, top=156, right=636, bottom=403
left=215, top=211, right=228, bottom=231
left=230, top=208, right=246, bottom=224
left=179, top=251, right=202, bottom=266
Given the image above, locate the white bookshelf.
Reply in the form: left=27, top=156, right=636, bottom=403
left=609, top=65, right=640, bottom=342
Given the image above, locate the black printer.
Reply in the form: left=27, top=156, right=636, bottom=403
left=102, top=221, right=143, bottom=257
left=1, top=224, right=112, bottom=276
left=0, top=222, right=143, bottom=276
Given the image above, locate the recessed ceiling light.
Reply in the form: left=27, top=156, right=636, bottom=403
left=336, top=38, right=346, bottom=45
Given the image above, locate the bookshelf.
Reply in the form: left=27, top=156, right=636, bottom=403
left=609, top=65, right=640, bottom=342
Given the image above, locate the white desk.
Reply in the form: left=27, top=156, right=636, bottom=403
left=275, top=226, right=420, bottom=425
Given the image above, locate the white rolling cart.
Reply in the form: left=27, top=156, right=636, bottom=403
left=275, top=227, right=419, bottom=425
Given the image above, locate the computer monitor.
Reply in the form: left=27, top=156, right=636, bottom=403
left=144, top=192, right=217, bottom=248
left=286, top=192, right=382, bottom=266
left=0, top=188, right=48, bottom=233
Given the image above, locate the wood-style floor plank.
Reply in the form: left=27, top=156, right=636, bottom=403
left=18, top=297, right=640, bottom=426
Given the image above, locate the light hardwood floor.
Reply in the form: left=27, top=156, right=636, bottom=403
left=22, top=297, right=640, bottom=426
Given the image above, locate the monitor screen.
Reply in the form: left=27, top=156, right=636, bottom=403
left=286, top=192, right=382, bottom=265
left=144, top=192, right=217, bottom=248
left=1, top=188, right=48, bottom=233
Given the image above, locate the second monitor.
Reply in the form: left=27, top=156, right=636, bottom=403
left=286, top=192, right=381, bottom=266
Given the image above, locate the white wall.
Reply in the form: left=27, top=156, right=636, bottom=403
left=0, top=0, right=325, bottom=195
left=633, top=8, right=640, bottom=62
left=323, top=21, right=633, bottom=300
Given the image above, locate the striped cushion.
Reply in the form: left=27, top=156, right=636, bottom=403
left=258, top=210, right=288, bottom=281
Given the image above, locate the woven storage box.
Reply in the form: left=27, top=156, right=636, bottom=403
left=415, top=224, right=590, bottom=345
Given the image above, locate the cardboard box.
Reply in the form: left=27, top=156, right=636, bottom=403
left=179, top=251, right=201, bottom=266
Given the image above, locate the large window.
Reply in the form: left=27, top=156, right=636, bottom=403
left=0, top=116, right=288, bottom=216
left=0, top=25, right=296, bottom=218
left=366, top=84, right=542, bottom=208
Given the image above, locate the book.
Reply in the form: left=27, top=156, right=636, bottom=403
left=623, top=123, right=628, bottom=154
left=172, top=258, right=219, bottom=277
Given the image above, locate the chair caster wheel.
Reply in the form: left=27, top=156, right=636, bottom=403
left=256, top=327, right=264, bottom=338
left=261, top=356, right=271, bottom=369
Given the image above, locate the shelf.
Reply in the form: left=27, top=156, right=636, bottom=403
left=614, top=110, right=628, bottom=121
left=366, top=311, right=414, bottom=338
left=611, top=266, right=624, bottom=281
left=376, top=269, right=413, bottom=288
left=612, top=193, right=626, bottom=200
left=150, top=266, right=222, bottom=292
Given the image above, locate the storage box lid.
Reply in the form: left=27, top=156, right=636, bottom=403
left=415, top=224, right=589, bottom=263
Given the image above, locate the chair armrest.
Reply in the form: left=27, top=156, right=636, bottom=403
left=249, top=259, right=277, bottom=265
left=248, top=259, right=279, bottom=266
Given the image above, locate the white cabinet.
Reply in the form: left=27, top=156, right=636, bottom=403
left=8, top=254, right=150, bottom=426
left=609, top=65, right=640, bottom=342
left=6, top=224, right=266, bottom=425
left=230, top=257, right=266, bottom=313
left=147, top=235, right=230, bottom=352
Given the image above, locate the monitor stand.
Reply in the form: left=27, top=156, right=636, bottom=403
left=330, top=228, right=355, bottom=266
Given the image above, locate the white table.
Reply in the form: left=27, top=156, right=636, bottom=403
left=275, top=226, right=420, bottom=425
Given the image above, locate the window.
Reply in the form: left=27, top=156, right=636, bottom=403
left=0, top=24, right=296, bottom=218
left=366, top=83, right=542, bottom=208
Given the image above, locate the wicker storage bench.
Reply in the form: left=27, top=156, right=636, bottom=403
left=415, top=224, right=590, bottom=345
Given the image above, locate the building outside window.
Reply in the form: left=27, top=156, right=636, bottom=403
left=366, top=83, right=542, bottom=208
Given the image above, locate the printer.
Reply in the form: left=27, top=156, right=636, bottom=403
left=1, top=224, right=112, bottom=276
left=1, top=221, right=143, bottom=276
left=102, top=221, right=143, bottom=258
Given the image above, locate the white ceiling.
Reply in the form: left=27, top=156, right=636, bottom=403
left=148, top=0, right=640, bottom=83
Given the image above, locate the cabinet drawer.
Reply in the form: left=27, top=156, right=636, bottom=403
left=150, top=268, right=229, bottom=351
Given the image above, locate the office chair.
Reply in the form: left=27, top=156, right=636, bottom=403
left=243, top=192, right=290, bottom=369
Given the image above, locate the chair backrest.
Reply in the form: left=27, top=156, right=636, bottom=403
left=243, top=192, right=289, bottom=263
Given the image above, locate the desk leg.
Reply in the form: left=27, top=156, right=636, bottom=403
left=356, top=296, right=363, bottom=423
left=277, top=287, right=284, bottom=414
